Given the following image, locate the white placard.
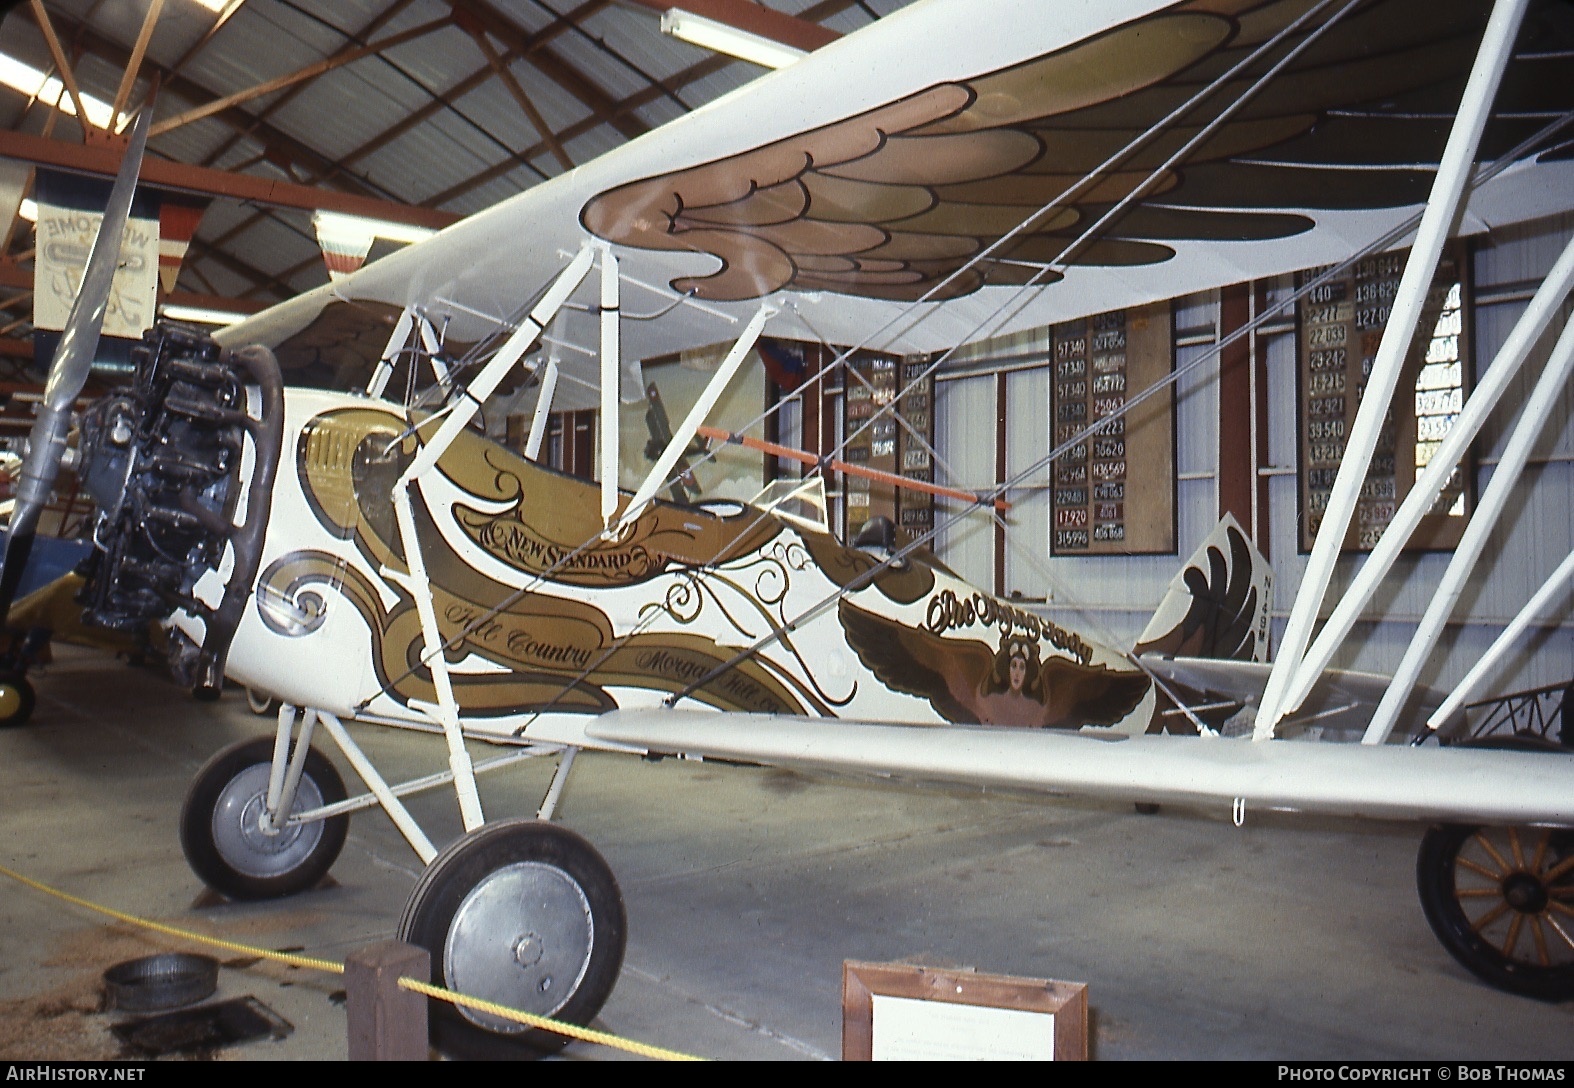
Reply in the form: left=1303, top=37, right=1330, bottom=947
left=870, top=993, right=1055, bottom=1061
left=33, top=205, right=159, bottom=338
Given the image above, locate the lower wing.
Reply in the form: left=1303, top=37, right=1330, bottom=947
left=584, top=710, right=1572, bottom=827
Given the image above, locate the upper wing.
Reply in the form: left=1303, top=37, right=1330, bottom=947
left=217, top=0, right=1574, bottom=396
left=580, top=709, right=1574, bottom=827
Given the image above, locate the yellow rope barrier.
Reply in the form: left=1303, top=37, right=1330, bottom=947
left=0, top=862, right=705, bottom=1062
left=0, top=863, right=344, bottom=975
left=397, top=977, right=702, bottom=1060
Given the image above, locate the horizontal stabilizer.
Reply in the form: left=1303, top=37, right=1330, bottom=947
left=1137, top=656, right=1441, bottom=738
left=584, top=710, right=1573, bottom=827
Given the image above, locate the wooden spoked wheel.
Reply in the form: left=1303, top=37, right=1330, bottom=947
left=1417, top=824, right=1574, bottom=1001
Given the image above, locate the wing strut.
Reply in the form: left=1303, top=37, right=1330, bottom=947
left=388, top=243, right=596, bottom=832
left=524, top=353, right=559, bottom=461
left=616, top=304, right=772, bottom=531
left=1278, top=233, right=1574, bottom=722
left=366, top=307, right=448, bottom=401
left=366, top=308, right=413, bottom=398
left=1254, top=0, right=1531, bottom=741
left=599, top=244, right=621, bottom=529
left=1364, top=301, right=1574, bottom=742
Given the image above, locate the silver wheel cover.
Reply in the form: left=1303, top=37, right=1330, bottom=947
left=211, top=764, right=326, bottom=879
left=445, top=861, right=595, bottom=1032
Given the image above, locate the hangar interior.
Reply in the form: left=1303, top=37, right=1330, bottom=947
left=0, top=0, right=1571, bottom=1063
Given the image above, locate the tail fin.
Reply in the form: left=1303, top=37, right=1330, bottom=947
left=1135, top=514, right=1272, bottom=663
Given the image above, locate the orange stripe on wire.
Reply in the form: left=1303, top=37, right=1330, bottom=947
left=696, top=426, right=1010, bottom=512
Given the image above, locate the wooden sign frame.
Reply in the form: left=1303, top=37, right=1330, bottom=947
left=842, top=960, right=1088, bottom=1061
left=1295, top=243, right=1474, bottom=553
left=1048, top=301, right=1176, bottom=556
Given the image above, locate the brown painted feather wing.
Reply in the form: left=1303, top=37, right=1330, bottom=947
left=1037, top=656, right=1152, bottom=729
left=837, top=599, right=992, bottom=724
left=581, top=0, right=1554, bottom=304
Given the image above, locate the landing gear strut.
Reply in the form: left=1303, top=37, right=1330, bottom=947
left=180, top=736, right=350, bottom=901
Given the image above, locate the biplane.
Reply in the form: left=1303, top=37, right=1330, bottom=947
left=5, top=0, right=1574, bottom=1060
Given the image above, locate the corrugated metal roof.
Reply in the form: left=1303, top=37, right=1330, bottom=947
left=0, top=0, right=912, bottom=334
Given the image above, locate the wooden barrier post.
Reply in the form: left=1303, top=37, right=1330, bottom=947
left=346, top=940, right=430, bottom=1060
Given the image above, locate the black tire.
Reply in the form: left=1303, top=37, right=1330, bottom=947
left=0, top=671, right=34, bottom=727
left=1417, top=823, right=1574, bottom=1001
left=180, top=737, right=349, bottom=900
left=398, top=819, right=626, bottom=1060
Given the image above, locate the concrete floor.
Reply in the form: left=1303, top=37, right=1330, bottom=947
left=0, top=646, right=1569, bottom=1061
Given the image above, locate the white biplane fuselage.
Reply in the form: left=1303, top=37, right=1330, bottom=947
left=211, top=386, right=1154, bottom=748
left=11, top=0, right=1574, bottom=1059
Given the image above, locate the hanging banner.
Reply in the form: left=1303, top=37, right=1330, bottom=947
left=32, top=169, right=159, bottom=337
left=158, top=195, right=209, bottom=294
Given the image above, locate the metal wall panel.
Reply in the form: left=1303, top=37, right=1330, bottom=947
left=1265, top=217, right=1574, bottom=699
left=928, top=214, right=1574, bottom=705
left=1003, top=363, right=1049, bottom=597
left=935, top=373, right=995, bottom=589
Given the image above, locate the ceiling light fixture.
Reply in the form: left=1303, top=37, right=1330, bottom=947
left=0, top=53, right=127, bottom=132
left=313, top=209, right=437, bottom=249
left=160, top=304, right=247, bottom=326
left=660, top=9, right=806, bottom=70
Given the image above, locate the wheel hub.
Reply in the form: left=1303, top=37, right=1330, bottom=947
left=211, top=764, right=326, bottom=879
left=445, top=861, right=594, bottom=1031
left=512, top=933, right=544, bottom=968
left=1501, top=872, right=1549, bottom=914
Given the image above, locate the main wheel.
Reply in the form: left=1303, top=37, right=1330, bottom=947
left=0, top=672, right=34, bottom=727
left=180, top=737, right=349, bottom=900
left=398, top=819, right=626, bottom=1060
left=1417, top=824, right=1574, bottom=1001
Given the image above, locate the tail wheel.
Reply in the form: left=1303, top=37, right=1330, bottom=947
left=398, top=819, right=626, bottom=1060
left=1417, top=824, right=1574, bottom=1001
left=180, top=737, right=349, bottom=900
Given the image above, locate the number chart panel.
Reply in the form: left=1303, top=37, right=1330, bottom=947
left=1048, top=301, right=1175, bottom=556
left=1297, top=247, right=1471, bottom=553
left=896, top=359, right=936, bottom=540
left=843, top=352, right=934, bottom=544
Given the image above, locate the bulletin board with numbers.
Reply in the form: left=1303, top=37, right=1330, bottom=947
left=842, top=352, right=935, bottom=545
left=1048, top=301, right=1176, bottom=556
left=894, top=358, right=936, bottom=539
left=1297, top=246, right=1472, bottom=553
